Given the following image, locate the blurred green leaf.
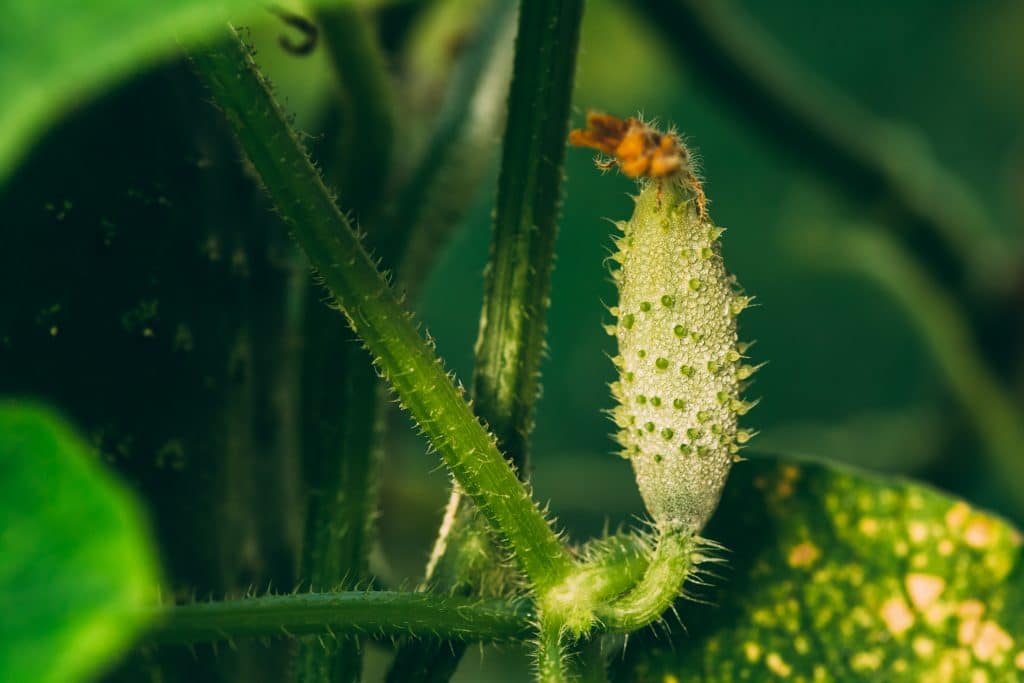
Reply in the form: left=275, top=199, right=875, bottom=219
left=388, top=0, right=517, bottom=291
left=756, top=408, right=946, bottom=474
left=616, top=457, right=1024, bottom=681
left=0, top=401, right=159, bottom=683
left=0, top=0, right=358, bottom=185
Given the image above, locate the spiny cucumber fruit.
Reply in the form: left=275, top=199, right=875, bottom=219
left=571, top=112, right=758, bottom=533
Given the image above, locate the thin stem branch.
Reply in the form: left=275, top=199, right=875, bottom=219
left=315, top=5, right=395, bottom=221
left=149, top=592, right=533, bottom=644
left=535, top=623, right=574, bottom=683
left=189, top=26, right=573, bottom=592
left=594, top=528, right=692, bottom=632
left=574, top=535, right=651, bottom=605
left=630, top=0, right=1019, bottom=303
left=295, top=9, right=394, bottom=682
left=389, top=0, right=585, bottom=678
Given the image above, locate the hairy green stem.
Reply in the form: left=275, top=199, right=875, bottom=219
left=631, top=0, right=1016, bottom=305
left=189, top=26, right=572, bottom=591
left=389, top=0, right=584, bottom=678
left=594, top=528, right=692, bottom=631
left=297, top=321, right=381, bottom=683
left=574, top=535, right=651, bottom=604
left=296, top=9, right=394, bottom=681
left=149, top=592, right=533, bottom=644
left=472, top=0, right=584, bottom=468
left=536, top=623, right=574, bottom=683
left=425, top=0, right=586, bottom=597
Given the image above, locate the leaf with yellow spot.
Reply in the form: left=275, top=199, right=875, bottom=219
left=614, top=456, right=1024, bottom=682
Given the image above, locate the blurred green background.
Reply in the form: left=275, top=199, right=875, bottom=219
left=2, top=0, right=1023, bottom=679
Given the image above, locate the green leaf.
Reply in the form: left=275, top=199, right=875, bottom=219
left=615, top=456, right=1024, bottom=681
left=0, top=0, right=357, bottom=185
left=0, top=401, right=159, bottom=682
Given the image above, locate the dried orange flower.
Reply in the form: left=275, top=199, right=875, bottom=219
left=569, top=111, right=707, bottom=216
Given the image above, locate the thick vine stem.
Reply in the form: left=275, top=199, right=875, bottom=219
left=415, top=0, right=585, bottom=583
left=389, top=0, right=585, bottom=678
left=149, top=592, right=532, bottom=644
left=535, top=621, right=574, bottom=683
left=593, top=526, right=694, bottom=632
left=189, top=25, right=573, bottom=592
left=471, top=0, right=585, bottom=469
left=536, top=532, right=654, bottom=638
left=527, top=533, right=656, bottom=682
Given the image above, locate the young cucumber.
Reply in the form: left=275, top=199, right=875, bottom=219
left=573, top=112, right=757, bottom=532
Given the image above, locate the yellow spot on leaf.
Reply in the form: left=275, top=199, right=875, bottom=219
left=765, top=652, right=792, bottom=677
left=946, top=502, right=970, bottom=529
left=906, top=573, right=945, bottom=610
left=744, top=641, right=762, bottom=662
left=912, top=636, right=936, bottom=658
left=859, top=517, right=879, bottom=536
left=881, top=597, right=915, bottom=636
left=965, top=516, right=996, bottom=549
left=924, top=601, right=951, bottom=627
left=787, top=541, right=821, bottom=568
left=932, top=649, right=969, bottom=682
left=908, top=521, right=928, bottom=543
left=958, top=600, right=985, bottom=620
left=1014, top=650, right=1024, bottom=669
left=775, top=478, right=794, bottom=499
left=851, top=650, right=883, bottom=671
left=971, top=621, right=1013, bottom=663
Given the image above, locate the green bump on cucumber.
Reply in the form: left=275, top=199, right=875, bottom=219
left=608, top=177, right=756, bottom=532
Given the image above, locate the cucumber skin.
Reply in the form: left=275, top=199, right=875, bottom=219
left=609, top=179, right=751, bottom=533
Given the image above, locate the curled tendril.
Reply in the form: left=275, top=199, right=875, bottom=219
left=268, top=6, right=318, bottom=56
